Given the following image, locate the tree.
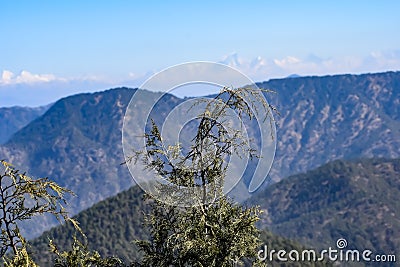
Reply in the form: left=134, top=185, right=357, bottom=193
left=0, top=160, right=125, bottom=266
left=50, top=236, right=125, bottom=267
left=0, top=160, right=80, bottom=266
left=128, top=87, right=275, bottom=266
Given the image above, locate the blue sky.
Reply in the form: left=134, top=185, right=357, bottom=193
left=1, top=1, right=400, bottom=106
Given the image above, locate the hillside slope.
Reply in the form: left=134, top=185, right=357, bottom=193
left=262, top=71, right=400, bottom=180
left=1, top=71, right=399, bottom=238
left=251, top=158, right=400, bottom=259
left=0, top=105, right=49, bottom=144
left=30, top=185, right=330, bottom=267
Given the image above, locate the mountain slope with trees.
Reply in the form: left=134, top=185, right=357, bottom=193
left=29, top=185, right=331, bottom=267
left=262, top=71, right=400, bottom=180
left=0, top=71, right=399, bottom=239
left=250, top=157, right=400, bottom=258
left=0, top=105, right=49, bottom=144
left=30, top=158, right=400, bottom=265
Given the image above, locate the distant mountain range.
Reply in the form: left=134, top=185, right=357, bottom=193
left=0, top=71, right=399, bottom=240
left=262, top=71, right=400, bottom=180
left=0, top=104, right=50, bottom=144
left=0, top=88, right=183, bottom=238
left=286, top=74, right=301, bottom=78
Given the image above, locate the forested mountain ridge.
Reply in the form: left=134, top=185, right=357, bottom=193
left=250, top=157, right=400, bottom=259
left=0, top=71, right=399, bottom=239
left=0, top=104, right=50, bottom=144
left=262, top=71, right=400, bottom=180
left=30, top=184, right=331, bottom=267
left=30, top=158, right=400, bottom=266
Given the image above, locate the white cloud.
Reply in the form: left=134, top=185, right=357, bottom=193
left=0, top=70, right=62, bottom=85
left=0, top=70, right=123, bottom=107
left=16, top=70, right=58, bottom=83
left=1, top=70, right=14, bottom=84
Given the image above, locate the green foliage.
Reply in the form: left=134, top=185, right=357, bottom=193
left=135, top=197, right=262, bottom=266
left=0, top=160, right=131, bottom=266
left=50, top=236, right=125, bottom=267
left=2, top=236, right=38, bottom=267
left=0, top=160, right=79, bottom=265
left=129, top=87, right=275, bottom=266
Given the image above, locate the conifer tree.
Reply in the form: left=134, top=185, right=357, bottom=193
left=130, top=87, right=275, bottom=266
left=0, top=160, right=80, bottom=266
